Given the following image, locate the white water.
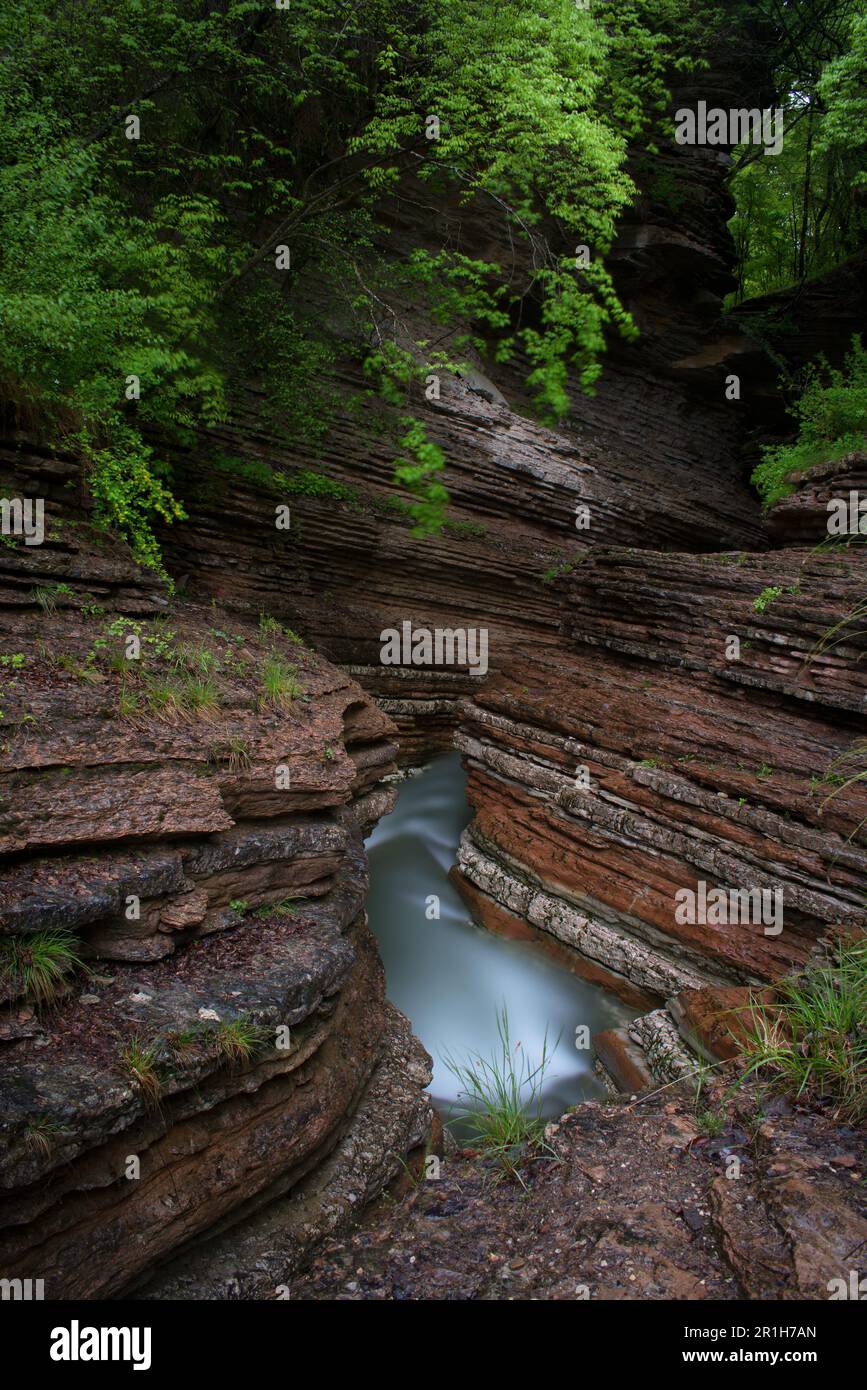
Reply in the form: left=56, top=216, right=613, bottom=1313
left=365, top=753, right=635, bottom=1121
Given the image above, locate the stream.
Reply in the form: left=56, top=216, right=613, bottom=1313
left=365, top=753, right=636, bottom=1124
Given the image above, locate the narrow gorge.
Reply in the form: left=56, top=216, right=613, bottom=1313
left=0, top=0, right=865, bottom=1332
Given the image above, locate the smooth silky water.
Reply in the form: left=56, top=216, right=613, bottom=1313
left=365, top=753, right=636, bottom=1123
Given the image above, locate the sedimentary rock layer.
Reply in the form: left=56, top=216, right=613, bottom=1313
left=0, top=515, right=430, bottom=1297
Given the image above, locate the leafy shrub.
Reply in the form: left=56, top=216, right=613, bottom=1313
left=753, top=336, right=867, bottom=508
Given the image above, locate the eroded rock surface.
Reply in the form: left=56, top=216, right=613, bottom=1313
left=286, top=1090, right=866, bottom=1302
left=0, top=517, right=430, bottom=1298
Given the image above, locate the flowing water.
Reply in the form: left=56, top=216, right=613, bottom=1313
left=365, top=753, right=636, bottom=1122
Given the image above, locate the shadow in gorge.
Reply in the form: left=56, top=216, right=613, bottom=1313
left=365, top=753, right=637, bottom=1123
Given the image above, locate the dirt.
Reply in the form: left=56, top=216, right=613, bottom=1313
left=288, top=1084, right=867, bottom=1301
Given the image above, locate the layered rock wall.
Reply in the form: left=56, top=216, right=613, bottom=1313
left=0, top=490, right=430, bottom=1297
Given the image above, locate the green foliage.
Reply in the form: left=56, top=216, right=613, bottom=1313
left=753, top=586, right=782, bottom=613
left=142, top=670, right=219, bottom=720
left=0, top=928, right=84, bottom=1010
left=259, top=655, right=303, bottom=708
left=24, top=1115, right=62, bottom=1158
left=276, top=469, right=359, bottom=506
left=214, top=1017, right=270, bottom=1068
left=728, top=1, right=866, bottom=299
left=392, top=418, right=448, bottom=536
left=0, top=0, right=699, bottom=567
left=752, top=336, right=867, bottom=507
left=737, top=939, right=867, bottom=1123
left=442, top=1004, right=554, bottom=1186
left=121, top=1038, right=163, bottom=1108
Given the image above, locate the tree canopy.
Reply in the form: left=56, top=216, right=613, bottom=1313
left=0, top=0, right=700, bottom=570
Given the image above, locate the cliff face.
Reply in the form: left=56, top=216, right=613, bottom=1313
left=0, top=497, right=430, bottom=1297
left=142, top=70, right=865, bottom=1011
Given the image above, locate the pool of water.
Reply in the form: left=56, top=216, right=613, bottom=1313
left=365, top=753, right=635, bottom=1122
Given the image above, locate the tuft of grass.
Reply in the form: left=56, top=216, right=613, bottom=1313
left=254, top=898, right=297, bottom=919
left=442, top=1005, right=555, bottom=1186
left=166, top=1025, right=202, bottom=1056
left=817, top=738, right=867, bottom=846
left=31, top=583, right=72, bottom=615
left=117, top=682, right=141, bottom=719
left=215, top=1017, right=269, bottom=1068
left=180, top=675, right=220, bottom=715
left=806, top=595, right=867, bottom=670
left=121, top=1038, right=162, bottom=1109
left=174, top=641, right=218, bottom=676
left=736, top=938, right=867, bottom=1123
left=24, top=1115, right=62, bottom=1159
left=144, top=672, right=220, bottom=720
left=0, top=928, right=84, bottom=1009
left=210, top=733, right=252, bottom=772
left=259, top=655, right=302, bottom=708
left=143, top=674, right=185, bottom=719
left=696, top=1108, right=726, bottom=1137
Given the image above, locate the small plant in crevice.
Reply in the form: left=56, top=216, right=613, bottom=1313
left=117, top=681, right=141, bottom=720
left=208, top=734, right=253, bottom=773
left=805, top=575, right=867, bottom=670
left=166, top=1025, right=204, bottom=1057
left=259, top=655, right=303, bottom=709
left=142, top=671, right=221, bottom=721
left=753, top=585, right=782, bottom=614
left=24, top=1115, right=63, bottom=1159
left=255, top=899, right=298, bottom=920
left=120, top=1038, right=163, bottom=1109
left=30, top=583, right=73, bottom=616
left=735, top=938, right=867, bottom=1124
left=442, top=1004, right=556, bottom=1188
left=695, top=1107, right=726, bottom=1138
left=816, top=738, right=867, bottom=845
left=0, top=928, right=85, bottom=1010
left=215, top=1017, right=270, bottom=1068
left=179, top=675, right=221, bottom=716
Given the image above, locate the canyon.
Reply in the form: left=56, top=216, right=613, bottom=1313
left=0, top=51, right=865, bottom=1302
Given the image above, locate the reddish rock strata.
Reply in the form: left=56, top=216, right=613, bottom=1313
left=0, top=514, right=430, bottom=1298
left=1, top=46, right=865, bottom=1298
